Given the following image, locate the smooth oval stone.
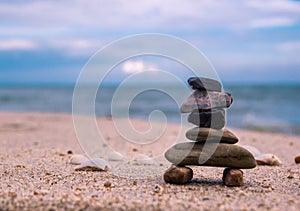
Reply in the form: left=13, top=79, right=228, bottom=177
left=180, top=90, right=233, bottom=113
left=165, top=142, right=256, bottom=169
left=69, top=154, right=88, bottom=165
left=255, top=153, right=282, bottom=166
left=164, top=165, right=193, bottom=184
left=222, top=168, right=244, bottom=187
left=188, top=77, right=222, bottom=92
left=131, top=153, right=156, bottom=165
left=185, top=127, right=238, bottom=144
left=187, top=109, right=225, bottom=129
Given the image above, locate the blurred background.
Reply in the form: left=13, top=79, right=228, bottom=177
left=0, top=0, right=300, bottom=134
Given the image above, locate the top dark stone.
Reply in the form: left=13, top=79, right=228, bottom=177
left=188, top=77, right=222, bottom=92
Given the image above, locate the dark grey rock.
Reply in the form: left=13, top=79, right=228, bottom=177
left=163, top=165, right=193, bottom=184
left=188, top=77, right=222, bottom=92
left=165, top=142, right=256, bottom=169
left=222, top=168, right=244, bottom=187
left=188, top=109, right=225, bottom=129
left=180, top=90, right=233, bottom=113
left=185, top=127, right=238, bottom=144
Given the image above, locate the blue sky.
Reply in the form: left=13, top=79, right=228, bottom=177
left=1, top=0, right=300, bottom=85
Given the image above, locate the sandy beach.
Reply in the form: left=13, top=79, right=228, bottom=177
left=0, top=112, right=299, bottom=210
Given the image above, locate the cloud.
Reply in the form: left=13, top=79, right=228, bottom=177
left=0, top=0, right=299, bottom=83
left=0, top=0, right=299, bottom=55
left=0, top=39, right=38, bottom=51
left=0, top=38, right=110, bottom=56
left=245, top=0, right=300, bottom=13
left=46, top=39, right=105, bottom=56
left=122, top=60, right=157, bottom=74
left=249, top=17, right=295, bottom=28
left=0, top=0, right=300, bottom=34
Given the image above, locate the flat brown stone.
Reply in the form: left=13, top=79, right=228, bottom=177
left=222, top=168, right=244, bottom=187
left=185, top=127, right=238, bottom=144
left=165, top=142, right=256, bottom=169
left=163, top=165, right=193, bottom=185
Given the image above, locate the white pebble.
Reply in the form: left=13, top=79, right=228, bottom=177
left=108, top=151, right=124, bottom=161
left=69, top=154, right=88, bottom=165
left=255, top=153, right=282, bottom=166
left=131, top=154, right=156, bottom=165
left=75, top=158, right=111, bottom=171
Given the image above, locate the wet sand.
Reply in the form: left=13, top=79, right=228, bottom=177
left=0, top=112, right=299, bottom=210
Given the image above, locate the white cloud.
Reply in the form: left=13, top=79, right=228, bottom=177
left=0, top=26, right=68, bottom=37
left=0, top=39, right=38, bottom=51
left=245, top=0, right=300, bottom=13
left=0, top=0, right=299, bottom=58
left=249, top=17, right=295, bottom=28
left=0, top=37, right=113, bottom=56
left=122, top=61, right=144, bottom=74
left=46, top=39, right=105, bottom=56
left=122, top=60, right=157, bottom=74
left=0, top=0, right=300, bottom=34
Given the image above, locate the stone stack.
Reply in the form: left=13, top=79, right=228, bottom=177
left=163, top=77, right=256, bottom=187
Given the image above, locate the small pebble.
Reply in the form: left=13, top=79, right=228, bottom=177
left=153, top=184, right=164, bottom=194
left=104, top=181, right=111, bottom=188
left=255, top=154, right=282, bottom=166
left=70, top=154, right=88, bottom=165
left=163, top=165, right=193, bottom=185
left=295, top=156, right=300, bottom=164
left=262, top=184, right=270, bottom=189
left=75, top=158, right=110, bottom=171
left=222, top=168, right=244, bottom=187
left=67, top=150, right=73, bottom=154
left=15, top=164, right=26, bottom=169
left=132, top=154, right=156, bottom=165
left=108, top=151, right=123, bottom=161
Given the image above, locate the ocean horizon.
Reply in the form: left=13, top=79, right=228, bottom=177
left=1, top=83, right=299, bottom=135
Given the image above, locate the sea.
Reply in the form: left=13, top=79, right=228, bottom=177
left=0, top=84, right=300, bottom=135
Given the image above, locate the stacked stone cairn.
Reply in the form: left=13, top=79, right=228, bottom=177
left=163, top=77, right=256, bottom=187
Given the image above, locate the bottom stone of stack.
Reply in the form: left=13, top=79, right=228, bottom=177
left=163, top=165, right=193, bottom=185
left=165, top=142, right=257, bottom=169
left=222, top=167, right=244, bottom=187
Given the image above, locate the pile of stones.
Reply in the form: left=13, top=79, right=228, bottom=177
left=164, top=77, right=256, bottom=187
